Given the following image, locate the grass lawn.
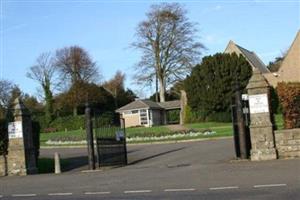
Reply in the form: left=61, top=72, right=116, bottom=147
left=40, top=129, right=86, bottom=146
left=185, top=122, right=233, bottom=136
left=126, top=126, right=171, bottom=138
left=40, top=114, right=284, bottom=146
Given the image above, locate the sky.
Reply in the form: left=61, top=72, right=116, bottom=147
left=1, top=0, right=299, bottom=98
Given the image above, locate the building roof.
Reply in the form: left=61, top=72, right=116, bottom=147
left=158, top=100, right=181, bottom=110
left=116, top=99, right=181, bottom=112
left=263, top=30, right=300, bottom=87
left=224, top=40, right=270, bottom=73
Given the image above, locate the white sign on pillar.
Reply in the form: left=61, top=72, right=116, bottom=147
left=8, top=121, right=23, bottom=139
left=248, top=94, right=269, bottom=114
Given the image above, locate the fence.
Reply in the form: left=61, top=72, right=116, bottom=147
left=94, top=118, right=127, bottom=167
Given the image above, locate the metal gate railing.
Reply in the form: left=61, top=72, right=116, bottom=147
left=94, top=118, right=127, bottom=167
left=231, top=83, right=252, bottom=159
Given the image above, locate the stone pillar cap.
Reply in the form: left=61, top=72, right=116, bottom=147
left=13, top=97, right=30, bottom=116
left=246, top=68, right=269, bottom=90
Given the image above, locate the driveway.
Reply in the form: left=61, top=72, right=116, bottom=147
left=0, top=138, right=299, bottom=199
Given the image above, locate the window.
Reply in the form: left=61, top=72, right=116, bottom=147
left=140, top=109, right=148, bottom=125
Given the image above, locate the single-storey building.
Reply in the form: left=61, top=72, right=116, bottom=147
left=116, top=99, right=181, bottom=128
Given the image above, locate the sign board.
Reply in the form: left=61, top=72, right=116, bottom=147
left=8, top=121, right=23, bottom=139
left=249, top=94, right=269, bottom=114
left=115, top=130, right=125, bottom=141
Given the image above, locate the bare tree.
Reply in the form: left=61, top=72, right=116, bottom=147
left=103, top=71, right=125, bottom=103
left=103, top=71, right=125, bottom=108
left=0, top=79, right=14, bottom=109
left=55, top=46, right=99, bottom=85
left=54, top=46, right=99, bottom=115
left=132, top=3, right=205, bottom=102
left=27, top=52, right=56, bottom=124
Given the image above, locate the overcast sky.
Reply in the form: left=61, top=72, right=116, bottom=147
left=1, top=0, right=299, bottom=98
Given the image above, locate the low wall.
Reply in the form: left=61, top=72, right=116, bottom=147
left=0, top=155, right=6, bottom=176
left=275, top=128, right=300, bottom=159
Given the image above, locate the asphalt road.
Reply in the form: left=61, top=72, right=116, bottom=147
left=0, top=138, right=299, bottom=199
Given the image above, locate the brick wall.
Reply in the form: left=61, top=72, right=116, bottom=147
left=275, top=129, right=300, bottom=159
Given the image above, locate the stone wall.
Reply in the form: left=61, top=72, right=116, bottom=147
left=0, top=155, right=6, bottom=176
left=275, top=128, right=300, bottom=159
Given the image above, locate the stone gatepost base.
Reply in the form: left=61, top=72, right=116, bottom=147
left=0, top=155, right=7, bottom=176
left=251, top=148, right=277, bottom=161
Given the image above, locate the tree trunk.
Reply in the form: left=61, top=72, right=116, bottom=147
left=73, top=107, right=78, bottom=116
left=44, top=84, right=53, bottom=126
left=158, top=77, right=166, bottom=102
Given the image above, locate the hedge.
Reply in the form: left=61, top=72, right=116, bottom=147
left=45, top=112, right=118, bottom=133
left=277, top=82, right=300, bottom=129
left=49, top=115, right=85, bottom=132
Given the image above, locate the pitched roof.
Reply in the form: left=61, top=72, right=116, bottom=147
left=264, top=30, right=300, bottom=87
left=224, top=40, right=270, bottom=73
left=116, top=99, right=162, bottom=112
left=158, top=100, right=181, bottom=110
left=116, top=99, right=181, bottom=112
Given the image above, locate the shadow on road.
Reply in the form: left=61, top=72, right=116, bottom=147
left=62, top=156, right=88, bottom=172
left=129, top=147, right=186, bottom=165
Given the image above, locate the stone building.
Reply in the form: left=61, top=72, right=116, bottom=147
left=224, top=40, right=270, bottom=73
left=263, top=30, right=300, bottom=87
left=225, top=30, right=300, bottom=87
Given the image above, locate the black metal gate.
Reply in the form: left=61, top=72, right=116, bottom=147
left=94, top=118, right=127, bottom=167
left=231, top=90, right=252, bottom=159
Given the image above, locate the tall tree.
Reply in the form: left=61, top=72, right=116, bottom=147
left=132, top=3, right=205, bottom=102
left=55, top=46, right=99, bottom=85
left=27, top=52, right=56, bottom=125
left=55, top=46, right=99, bottom=115
left=103, top=71, right=137, bottom=108
left=0, top=79, right=15, bottom=119
left=185, top=53, right=252, bottom=119
left=0, top=79, right=15, bottom=109
left=103, top=71, right=125, bottom=108
left=267, top=50, right=287, bottom=72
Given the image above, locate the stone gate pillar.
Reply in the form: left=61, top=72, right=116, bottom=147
left=7, top=98, right=37, bottom=175
left=246, top=69, right=277, bottom=161
left=180, top=90, right=187, bottom=125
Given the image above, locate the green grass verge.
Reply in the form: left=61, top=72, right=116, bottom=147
left=40, top=114, right=284, bottom=146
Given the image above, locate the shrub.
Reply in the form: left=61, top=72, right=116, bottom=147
left=94, top=112, right=119, bottom=127
left=270, top=86, right=281, bottom=114
left=49, top=115, right=85, bottom=132
left=43, top=127, right=58, bottom=133
left=277, top=82, right=300, bottom=129
left=166, top=110, right=180, bottom=124
left=206, top=112, right=232, bottom=122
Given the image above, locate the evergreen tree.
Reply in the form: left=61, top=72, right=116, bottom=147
left=185, top=53, right=252, bottom=119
